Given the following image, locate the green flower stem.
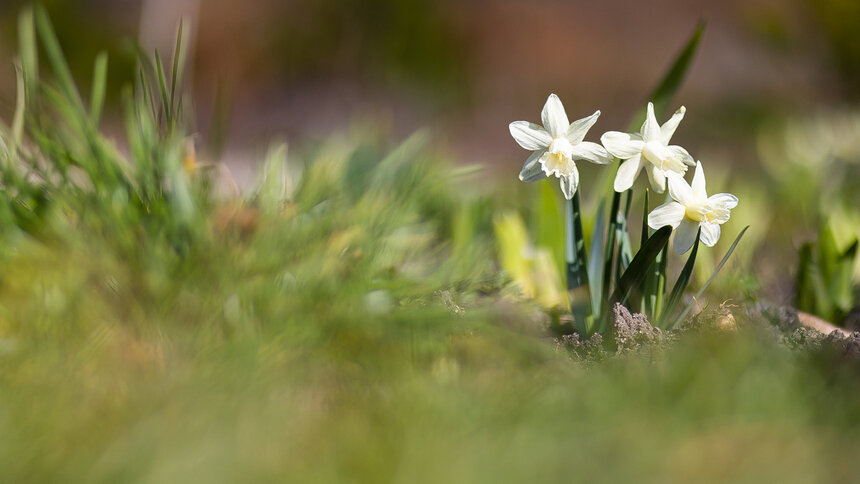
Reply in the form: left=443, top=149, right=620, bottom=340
left=652, top=244, right=668, bottom=321
left=602, top=191, right=622, bottom=299
left=614, top=191, right=633, bottom=283
left=640, top=189, right=652, bottom=315
left=566, top=191, right=592, bottom=334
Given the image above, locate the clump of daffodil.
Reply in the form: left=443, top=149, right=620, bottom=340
left=509, top=94, right=611, bottom=199
left=601, top=102, right=695, bottom=193
left=648, top=161, right=738, bottom=254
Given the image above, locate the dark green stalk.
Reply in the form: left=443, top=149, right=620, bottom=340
left=640, top=190, right=652, bottom=315
left=660, top=228, right=701, bottom=328
left=653, top=244, right=668, bottom=322
left=647, top=191, right=672, bottom=321
left=566, top=191, right=591, bottom=335
left=602, top=191, right=621, bottom=299
left=614, top=190, right=633, bottom=285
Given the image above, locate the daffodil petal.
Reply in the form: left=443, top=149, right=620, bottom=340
left=541, top=94, right=569, bottom=138
left=600, top=131, right=644, bottom=158
left=709, top=193, right=738, bottom=210
left=648, top=201, right=685, bottom=230
left=571, top=141, right=611, bottom=165
left=660, top=106, right=686, bottom=144
left=519, top=150, right=547, bottom=182
left=691, top=161, right=706, bottom=198
left=668, top=145, right=695, bottom=166
left=559, top=167, right=580, bottom=200
left=567, top=110, right=600, bottom=144
left=674, top=219, right=700, bottom=254
left=700, top=222, right=721, bottom=247
left=647, top=164, right=668, bottom=194
left=666, top=171, right=692, bottom=203
left=613, top=154, right=643, bottom=192
left=640, top=102, right=661, bottom=141
left=509, top=121, right=552, bottom=151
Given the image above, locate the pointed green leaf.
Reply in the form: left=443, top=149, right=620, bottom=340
left=154, top=50, right=171, bottom=123
left=566, top=192, right=589, bottom=290
left=169, top=20, right=187, bottom=112
left=587, top=201, right=606, bottom=316
left=660, top=228, right=701, bottom=327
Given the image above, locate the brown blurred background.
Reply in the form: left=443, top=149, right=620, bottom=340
left=0, top=0, right=857, bottom=180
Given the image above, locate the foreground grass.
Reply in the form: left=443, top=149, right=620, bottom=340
left=0, top=134, right=859, bottom=483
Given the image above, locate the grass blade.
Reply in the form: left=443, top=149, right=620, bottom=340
left=672, top=225, right=749, bottom=328
left=90, top=52, right=109, bottom=126
left=169, top=20, right=187, bottom=112
left=34, top=6, right=86, bottom=112
left=11, top=65, right=26, bottom=159
left=154, top=50, right=171, bottom=124
left=18, top=7, right=38, bottom=101
left=660, top=228, right=701, bottom=327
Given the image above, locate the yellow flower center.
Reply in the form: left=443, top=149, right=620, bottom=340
left=685, top=201, right=724, bottom=223
left=541, top=138, right=576, bottom=177
left=642, top=141, right=685, bottom=173
left=541, top=151, right=575, bottom=177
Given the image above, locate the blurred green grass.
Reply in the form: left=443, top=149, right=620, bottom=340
left=1, top=119, right=859, bottom=482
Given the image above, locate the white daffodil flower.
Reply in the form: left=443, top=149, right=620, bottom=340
left=647, top=161, right=738, bottom=254
left=601, top=102, right=695, bottom=193
left=509, top=94, right=612, bottom=199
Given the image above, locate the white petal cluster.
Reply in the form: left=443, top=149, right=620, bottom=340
left=509, top=97, right=739, bottom=253
left=509, top=94, right=611, bottom=199
left=647, top=162, right=738, bottom=254
left=601, top=102, right=695, bottom=193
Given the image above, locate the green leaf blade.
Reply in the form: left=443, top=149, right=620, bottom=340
left=90, top=52, right=109, bottom=126
left=661, top=228, right=701, bottom=327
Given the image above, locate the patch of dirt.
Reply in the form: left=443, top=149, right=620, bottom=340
left=558, top=302, right=860, bottom=361
left=559, top=303, right=671, bottom=361
left=611, top=303, right=667, bottom=352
